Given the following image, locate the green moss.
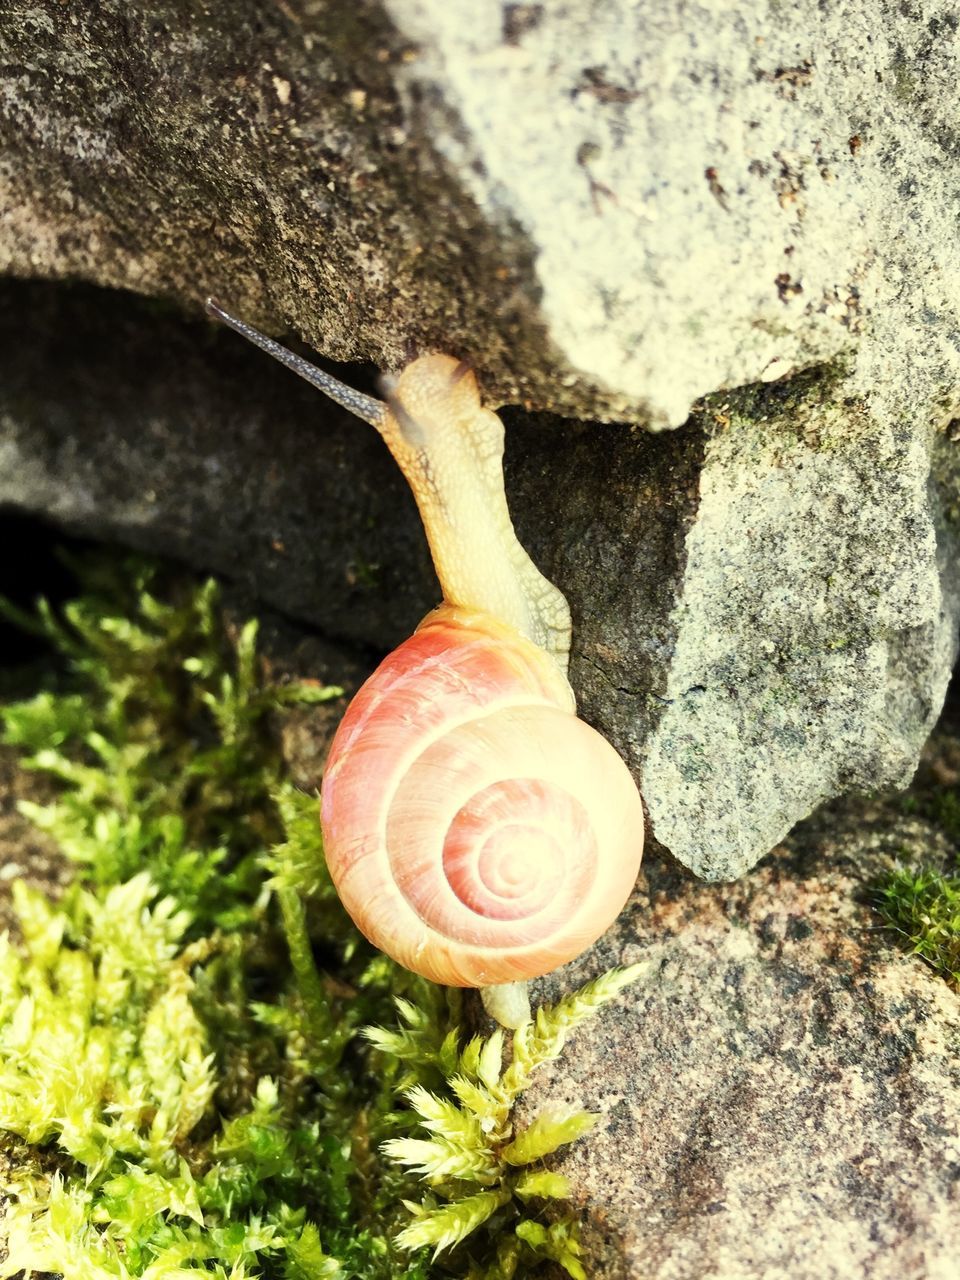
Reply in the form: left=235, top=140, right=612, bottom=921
left=699, top=355, right=851, bottom=423
left=0, top=559, right=339, bottom=929
left=875, top=865, right=960, bottom=986
left=0, top=557, right=643, bottom=1278
left=369, top=965, right=645, bottom=1276
left=932, top=430, right=960, bottom=534
left=877, top=765, right=960, bottom=987
left=347, top=556, right=382, bottom=590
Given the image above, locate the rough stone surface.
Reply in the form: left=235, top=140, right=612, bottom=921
left=644, top=375, right=960, bottom=877
left=2, top=0, right=959, bottom=427
left=2, top=282, right=959, bottom=879
left=2, top=1, right=960, bottom=877
left=524, top=799, right=960, bottom=1279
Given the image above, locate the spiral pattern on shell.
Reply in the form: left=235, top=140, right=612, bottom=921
left=320, top=606, right=645, bottom=987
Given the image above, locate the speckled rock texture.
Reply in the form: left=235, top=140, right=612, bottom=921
left=644, top=376, right=960, bottom=878
left=3, top=0, right=959, bottom=427
left=2, top=1, right=960, bottom=877
left=526, top=799, right=960, bottom=1279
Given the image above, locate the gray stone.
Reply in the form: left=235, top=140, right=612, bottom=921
left=1, top=287, right=958, bottom=883
left=2, top=0, right=959, bottom=427
left=1, top=1, right=960, bottom=878
left=643, top=376, right=960, bottom=878
left=525, top=801, right=960, bottom=1279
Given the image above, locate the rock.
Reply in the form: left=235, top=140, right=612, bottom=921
left=2, top=283, right=956, bottom=879
left=642, top=373, right=960, bottom=878
left=525, top=799, right=960, bottom=1279
left=1, top=1, right=959, bottom=427
left=2, top=0, right=960, bottom=878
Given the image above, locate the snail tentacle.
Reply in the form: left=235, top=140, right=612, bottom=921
left=204, top=298, right=387, bottom=427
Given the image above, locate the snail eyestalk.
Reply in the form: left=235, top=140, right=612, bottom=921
left=481, top=981, right=531, bottom=1030
left=204, top=298, right=386, bottom=428
left=205, top=298, right=573, bottom=665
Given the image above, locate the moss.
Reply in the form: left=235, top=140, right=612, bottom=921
left=699, top=355, right=851, bottom=424
left=875, top=719, right=960, bottom=988
left=875, top=865, right=960, bottom=985
left=370, top=966, right=644, bottom=1275
left=0, top=556, right=643, bottom=1278
left=696, top=355, right=857, bottom=454
left=932, top=428, right=960, bottom=535
left=890, top=52, right=917, bottom=104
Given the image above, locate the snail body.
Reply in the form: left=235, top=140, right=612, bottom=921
left=205, top=299, right=644, bottom=1023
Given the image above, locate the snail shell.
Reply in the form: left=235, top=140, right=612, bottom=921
left=202, top=299, right=646, bottom=999
left=321, top=604, right=645, bottom=987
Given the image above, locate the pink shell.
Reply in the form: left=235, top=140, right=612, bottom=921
left=320, top=607, right=644, bottom=987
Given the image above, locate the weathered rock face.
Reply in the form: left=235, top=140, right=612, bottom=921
left=2, top=1, right=960, bottom=878
left=525, top=800, right=960, bottom=1279
left=644, top=376, right=960, bottom=878
left=3, top=282, right=956, bottom=880
left=3, top=1, right=959, bottom=428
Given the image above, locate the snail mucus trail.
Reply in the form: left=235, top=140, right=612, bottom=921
left=205, top=298, right=645, bottom=1029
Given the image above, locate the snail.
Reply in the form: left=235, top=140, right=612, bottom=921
left=205, top=299, right=644, bottom=1026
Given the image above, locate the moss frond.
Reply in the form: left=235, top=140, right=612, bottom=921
left=395, top=1189, right=512, bottom=1256
left=1, top=560, right=340, bottom=932
left=501, top=1112, right=598, bottom=1166
left=876, top=863, right=960, bottom=984
left=515, top=1219, right=586, bottom=1280
left=513, top=1170, right=572, bottom=1200
left=372, top=963, right=646, bottom=1274
left=0, top=561, right=422, bottom=1279
left=500, top=964, right=649, bottom=1102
